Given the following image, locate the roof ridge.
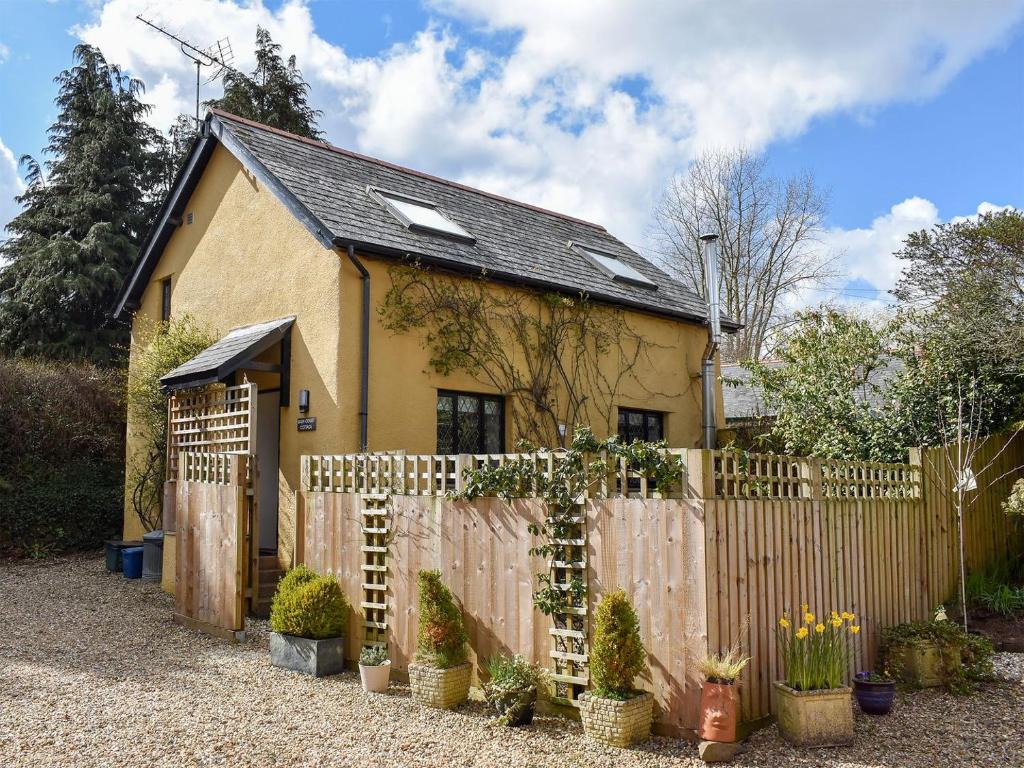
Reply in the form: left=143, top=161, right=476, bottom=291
left=209, top=108, right=608, bottom=232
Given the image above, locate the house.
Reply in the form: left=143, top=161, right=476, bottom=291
left=113, top=109, right=735, bottom=570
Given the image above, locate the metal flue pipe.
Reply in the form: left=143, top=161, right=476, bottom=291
left=700, top=233, right=721, bottom=449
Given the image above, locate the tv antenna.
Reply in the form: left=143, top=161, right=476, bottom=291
left=136, top=15, right=238, bottom=125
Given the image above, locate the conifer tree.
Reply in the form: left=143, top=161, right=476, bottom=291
left=207, top=27, right=323, bottom=139
left=0, top=45, right=162, bottom=363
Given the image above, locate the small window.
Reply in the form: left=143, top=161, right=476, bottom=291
left=437, top=391, right=504, bottom=454
left=618, top=408, right=664, bottom=444
left=572, top=243, right=657, bottom=289
left=370, top=187, right=475, bottom=243
left=160, top=277, right=172, bottom=323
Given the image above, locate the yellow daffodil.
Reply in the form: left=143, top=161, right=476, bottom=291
left=796, top=627, right=809, bottom=640
left=831, top=617, right=843, bottom=629
left=831, top=610, right=840, bottom=620
left=802, top=603, right=809, bottom=613
left=804, top=612, right=815, bottom=625
left=850, top=625, right=861, bottom=634
left=841, top=611, right=853, bottom=622
left=779, top=617, right=791, bottom=629
left=815, top=623, right=826, bottom=634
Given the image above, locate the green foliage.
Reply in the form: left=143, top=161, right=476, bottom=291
left=415, top=569, right=468, bottom=669
left=0, top=358, right=124, bottom=554
left=485, top=654, right=548, bottom=724
left=454, top=427, right=683, bottom=615
left=207, top=28, right=322, bottom=139
left=269, top=564, right=350, bottom=639
left=0, top=45, right=165, bottom=364
left=589, top=590, right=647, bottom=699
left=359, top=645, right=389, bottom=666
left=1003, top=478, right=1024, bottom=518
left=125, top=315, right=217, bottom=532
left=878, top=620, right=994, bottom=694
left=776, top=609, right=858, bottom=691
left=965, top=559, right=1024, bottom=618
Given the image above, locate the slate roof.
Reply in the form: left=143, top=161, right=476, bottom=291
left=160, top=316, right=294, bottom=391
left=207, top=110, right=724, bottom=326
left=721, top=357, right=906, bottom=423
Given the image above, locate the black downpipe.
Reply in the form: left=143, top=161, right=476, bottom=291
left=346, top=244, right=370, bottom=452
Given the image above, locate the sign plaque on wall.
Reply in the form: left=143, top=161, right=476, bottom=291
left=297, top=417, right=317, bottom=432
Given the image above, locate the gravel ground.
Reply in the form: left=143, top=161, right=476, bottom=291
left=1, top=555, right=1022, bottom=768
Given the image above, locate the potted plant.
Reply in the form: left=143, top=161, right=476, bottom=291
left=269, top=564, right=350, bottom=677
left=878, top=619, right=993, bottom=693
left=853, top=671, right=895, bottom=715
left=358, top=645, right=391, bottom=693
left=484, top=654, right=548, bottom=726
left=578, top=590, right=653, bottom=748
left=408, top=569, right=471, bottom=709
left=697, top=642, right=750, bottom=742
left=773, top=607, right=858, bottom=747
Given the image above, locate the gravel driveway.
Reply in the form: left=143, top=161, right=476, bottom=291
left=1, top=555, right=1022, bottom=768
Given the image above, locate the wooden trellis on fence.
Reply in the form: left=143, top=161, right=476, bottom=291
left=548, top=503, right=590, bottom=707
left=360, top=493, right=390, bottom=649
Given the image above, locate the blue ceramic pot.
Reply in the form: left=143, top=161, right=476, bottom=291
left=853, top=679, right=895, bottom=715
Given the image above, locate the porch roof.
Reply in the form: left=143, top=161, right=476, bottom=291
left=160, top=316, right=295, bottom=392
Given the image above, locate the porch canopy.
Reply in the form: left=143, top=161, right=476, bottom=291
left=160, top=316, right=295, bottom=392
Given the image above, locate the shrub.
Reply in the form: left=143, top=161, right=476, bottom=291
left=590, top=590, right=646, bottom=699
left=879, top=620, right=994, bottom=694
left=359, top=645, right=389, bottom=666
left=0, top=358, right=125, bottom=555
left=485, top=654, right=547, bottom=723
left=415, top=569, right=468, bottom=668
left=269, top=564, right=350, bottom=639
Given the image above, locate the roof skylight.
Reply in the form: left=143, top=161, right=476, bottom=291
left=573, top=243, right=658, bottom=289
left=370, top=187, right=475, bottom=243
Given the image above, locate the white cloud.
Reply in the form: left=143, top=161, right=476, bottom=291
left=0, top=137, right=26, bottom=248
left=0, top=42, right=10, bottom=64
left=71, top=0, right=1024, bottom=252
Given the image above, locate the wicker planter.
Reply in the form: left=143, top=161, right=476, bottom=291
left=359, top=660, right=391, bottom=693
left=578, top=691, right=654, bottom=748
left=773, top=682, right=853, bottom=747
left=269, top=632, right=346, bottom=678
left=408, top=662, right=471, bottom=709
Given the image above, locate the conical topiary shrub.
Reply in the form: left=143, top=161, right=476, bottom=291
left=415, top=569, right=469, bottom=668
left=409, top=569, right=471, bottom=709
left=580, top=590, right=653, bottom=747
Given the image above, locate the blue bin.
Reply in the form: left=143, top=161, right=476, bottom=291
left=122, top=546, right=144, bottom=579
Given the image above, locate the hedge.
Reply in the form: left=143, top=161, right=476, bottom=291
left=0, top=358, right=125, bottom=555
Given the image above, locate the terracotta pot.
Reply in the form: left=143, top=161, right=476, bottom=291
left=359, top=660, right=391, bottom=693
left=698, top=679, right=739, bottom=742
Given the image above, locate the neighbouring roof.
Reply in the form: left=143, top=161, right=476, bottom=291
left=160, top=316, right=294, bottom=391
left=114, top=110, right=737, bottom=330
left=721, top=358, right=906, bottom=424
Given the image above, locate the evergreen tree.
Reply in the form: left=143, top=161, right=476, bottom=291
left=207, top=27, right=323, bottom=139
left=0, top=45, right=162, bottom=364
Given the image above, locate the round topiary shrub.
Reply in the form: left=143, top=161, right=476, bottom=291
left=270, top=564, right=350, bottom=639
left=590, top=589, right=647, bottom=699
left=416, top=569, right=468, bottom=668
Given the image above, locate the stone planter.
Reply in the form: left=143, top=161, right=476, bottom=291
left=269, top=632, right=346, bottom=677
left=408, top=662, right=471, bottom=709
left=901, top=641, right=948, bottom=687
left=578, top=691, right=654, bottom=748
left=773, top=682, right=853, bottom=747
left=359, top=660, right=391, bottom=693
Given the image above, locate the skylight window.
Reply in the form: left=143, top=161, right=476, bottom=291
left=573, top=243, right=658, bottom=289
left=370, top=187, right=475, bottom=243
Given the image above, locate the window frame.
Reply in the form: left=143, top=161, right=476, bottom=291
left=367, top=186, right=476, bottom=244
left=569, top=241, right=658, bottom=290
left=617, top=406, right=665, bottom=444
left=436, top=389, right=505, bottom=455
left=160, top=277, right=172, bottom=323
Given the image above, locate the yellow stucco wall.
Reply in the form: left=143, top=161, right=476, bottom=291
left=124, top=142, right=725, bottom=569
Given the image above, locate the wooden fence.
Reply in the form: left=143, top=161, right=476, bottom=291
left=296, top=433, right=1024, bottom=734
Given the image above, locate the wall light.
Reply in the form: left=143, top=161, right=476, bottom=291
left=298, top=389, right=310, bottom=413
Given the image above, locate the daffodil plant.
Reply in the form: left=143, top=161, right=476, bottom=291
left=776, top=605, right=860, bottom=691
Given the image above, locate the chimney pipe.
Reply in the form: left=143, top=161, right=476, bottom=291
left=700, top=233, right=720, bottom=449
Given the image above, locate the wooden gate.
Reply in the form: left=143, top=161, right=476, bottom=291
left=174, top=452, right=256, bottom=639
left=164, top=382, right=260, bottom=637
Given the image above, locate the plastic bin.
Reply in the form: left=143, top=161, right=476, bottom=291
left=104, top=540, right=143, bottom=572
left=122, top=546, right=144, bottom=579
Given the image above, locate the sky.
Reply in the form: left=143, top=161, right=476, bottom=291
left=0, top=0, right=1022, bottom=311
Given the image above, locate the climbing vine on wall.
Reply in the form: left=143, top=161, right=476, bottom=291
left=379, top=261, right=675, bottom=447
